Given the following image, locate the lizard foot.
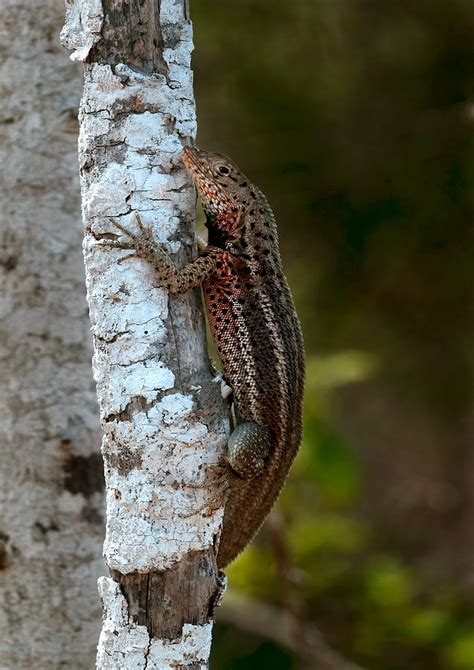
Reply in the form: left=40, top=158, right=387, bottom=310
left=179, top=476, right=231, bottom=518
left=98, top=214, right=172, bottom=271
left=179, top=461, right=232, bottom=518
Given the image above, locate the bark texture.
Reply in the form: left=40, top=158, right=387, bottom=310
left=61, top=1, right=229, bottom=667
left=0, top=1, right=104, bottom=668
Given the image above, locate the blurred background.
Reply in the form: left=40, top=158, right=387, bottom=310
left=191, top=2, right=474, bottom=669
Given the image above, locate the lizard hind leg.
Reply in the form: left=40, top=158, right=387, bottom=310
left=227, top=421, right=272, bottom=479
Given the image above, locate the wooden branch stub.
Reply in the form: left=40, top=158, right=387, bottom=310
left=111, top=549, right=220, bottom=639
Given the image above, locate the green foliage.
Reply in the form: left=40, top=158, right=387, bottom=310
left=444, top=630, right=474, bottom=669
left=226, top=546, right=279, bottom=602
left=291, top=515, right=367, bottom=559
left=211, top=624, right=296, bottom=670
left=296, top=417, right=362, bottom=506
left=230, top=642, right=294, bottom=670
left=305, top=351, right=379, bottom=395
left=364, top=556, right=415, bottom=608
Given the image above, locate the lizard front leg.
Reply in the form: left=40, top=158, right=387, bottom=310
left=100, top=214, right=223, bottom=293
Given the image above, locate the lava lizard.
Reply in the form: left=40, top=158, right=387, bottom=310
left=103, top=146, right=305, bottom=568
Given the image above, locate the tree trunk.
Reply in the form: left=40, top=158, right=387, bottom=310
left=0, top=1, right=104, bottom=668
left=61, top=1, right=229, bottom=667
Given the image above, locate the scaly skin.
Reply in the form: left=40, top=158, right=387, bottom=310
left=103, top=146, right=305, bottom=568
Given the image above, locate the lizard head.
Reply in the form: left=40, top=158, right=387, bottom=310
left=182, top=146, right=256, bottom=238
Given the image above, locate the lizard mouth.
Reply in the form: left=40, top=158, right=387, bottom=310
left=181, top=145, right=209, bottom=185
left=181, top=145, right=205, bottom=172
left=181, top=146, right=229, bottom=214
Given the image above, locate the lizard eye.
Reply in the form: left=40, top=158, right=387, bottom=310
left=217, top=165, right=230, bottom=175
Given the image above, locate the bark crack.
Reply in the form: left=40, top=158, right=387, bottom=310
left=143, top=633, right=152, bottom=670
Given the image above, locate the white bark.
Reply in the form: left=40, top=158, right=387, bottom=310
left=0, top=1, right=104, bottom=668
left=61, top=2, right=229, bottom=667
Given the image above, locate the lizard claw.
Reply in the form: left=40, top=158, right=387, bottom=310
left=134, top=212, right=147, bottom=234
left=105, top=214, right=153, bottom=243
left=117, top=252, right=138, bottom=264
left=96, top=217, right=141, bottom=251
left=110, top=212, right=151, bottom=241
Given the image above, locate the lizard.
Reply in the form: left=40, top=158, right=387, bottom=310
left=102, top=146, right=305, bottom=569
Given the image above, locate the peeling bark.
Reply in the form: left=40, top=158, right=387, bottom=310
left=0, top=1, right=104, bottom=667
left=61, top=1, right=229, bottom=667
